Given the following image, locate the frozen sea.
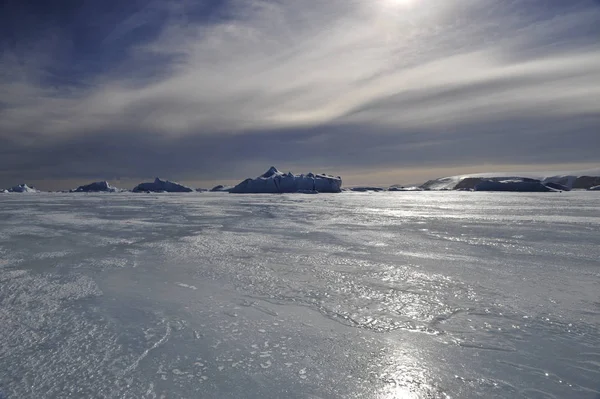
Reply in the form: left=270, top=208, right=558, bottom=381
left=0, top=192, right=599, bottom=399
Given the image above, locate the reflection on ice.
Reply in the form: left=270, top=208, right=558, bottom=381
left=0, top=192, right=598, bottom=398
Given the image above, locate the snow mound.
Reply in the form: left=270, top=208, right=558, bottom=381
left=8, top=184, right=39, bottom=193
left=230, top=167, right=342, bottom=194
left=132, top=178, right=193, bottom=193
left=421, top=167, right=600, bottom=191
left=73, top=181, right=118, bottom=193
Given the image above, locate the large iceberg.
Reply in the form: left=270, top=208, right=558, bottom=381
left=230, top=167, right=342, bottom=194
left=8, top=184, right=39, bottom=193
left=474, top=179, right=556, bottom=192
left=132, top=178, right=193, bottom=193
left=73, top=181, right=119, bottom=193
left=421, top=167, right=600, bottom=191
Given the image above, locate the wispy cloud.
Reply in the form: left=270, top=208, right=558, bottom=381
left=0, top=0, right=599, bottom=186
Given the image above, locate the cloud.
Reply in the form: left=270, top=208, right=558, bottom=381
left=0, top=0, right=599, bottom=186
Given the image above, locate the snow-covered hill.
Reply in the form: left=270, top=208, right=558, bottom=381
left=230, top=167, right=342, bottom=194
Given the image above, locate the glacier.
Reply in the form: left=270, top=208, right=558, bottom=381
left=132, top=177, right=194, bottom=193
left=230, top=166, right=342, bottom=193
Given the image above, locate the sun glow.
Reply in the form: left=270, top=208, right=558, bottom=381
left=385, top=0, right=419, bottom=7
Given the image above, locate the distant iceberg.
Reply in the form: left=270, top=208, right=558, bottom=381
left=210, top=185, right=233, bottom=192
left=348, top=186, right=385, bottom=192
left=388, top=185, right=423, bottom=192
left=132, top=178, right=193, bottom=193
left=474, top=179, right=556, bottom=192
left=73, top=181, right=118, bottom=193
left=230, top=167, right=342, bottom=194
left=421, top=167, right=600, bottom=191
left=8, top=184, right=39, bottom=193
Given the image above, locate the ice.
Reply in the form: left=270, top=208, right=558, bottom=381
left=132, top=177, right=194, bottom=193
left=0, top=192, right=599, bottom=398
left=474, top=179, right=556, bottom=192
left=230, top=166, right=342, bottom=193
left=72, top=181, right=119, bottom=192
left=421, top=167, right=600, bottom=190
left=6, top=183, right=39, bottom=193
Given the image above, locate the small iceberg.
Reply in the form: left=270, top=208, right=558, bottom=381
left=132, top=178, right=193, bottom=193
left=8, top=184, right=39, bottom=193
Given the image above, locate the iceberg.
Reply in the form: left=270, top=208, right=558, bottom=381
left=388, top=185, right=423, bottom=192
left=132, top=178, right=193, bottom=193
left=230, top=167, right=342, bottom=194
left=210, top=185, right=233, bottom=192
left=421, top=167, right=600, bottom=191
left=1, top=189, right=8, bottom=193
left=73, top=181, right=119, bottom=193
left=474, top=179, right=556, bottom=192
left=348, top=186, right=386, bottom=192
left=8, top=184, right=39, bottom=193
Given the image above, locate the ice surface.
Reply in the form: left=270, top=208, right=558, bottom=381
left=73, top=181, right=119, bottom=192
left=1, top=192, right=599, bottom=398
left=132, top=177, right=194, bottom=193
left=230, top=166, right=342, bottom=193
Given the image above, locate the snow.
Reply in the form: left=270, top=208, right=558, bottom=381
left=230, top=166, right=342, bottom=193
left=132, top=177, right=194, bottom=193
left=0, top=189, right=7, bottom=193
left=1, top=192, right=599, bottom=398
left=589, top=185, right=600, bottom=190
left=7, top=184, right=39, bottom=193
left=421, top=167, right=600, bottom=191
left=73, top=181, right=119, bottom=192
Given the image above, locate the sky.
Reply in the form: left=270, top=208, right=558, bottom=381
left=1, top=0, right=599, bottom=190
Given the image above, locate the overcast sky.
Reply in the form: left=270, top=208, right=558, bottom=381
left=1, top=0, right=599, bottom=190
